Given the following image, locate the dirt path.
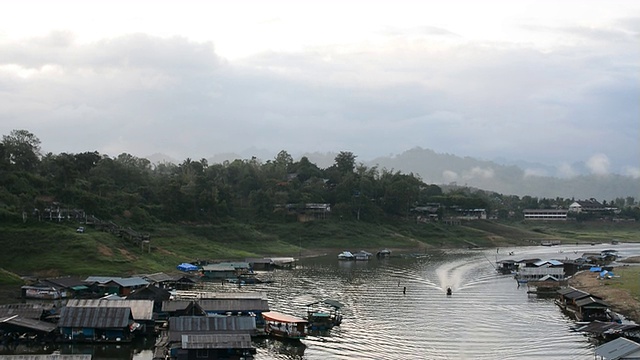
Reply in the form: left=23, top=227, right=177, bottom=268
left=568, top=271, right=640, bottom=323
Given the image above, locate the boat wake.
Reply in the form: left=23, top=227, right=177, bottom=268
left=434, top=257, right=486, bottom=293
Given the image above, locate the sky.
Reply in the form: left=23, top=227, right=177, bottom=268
left=0, top=0, right=638, bottom=178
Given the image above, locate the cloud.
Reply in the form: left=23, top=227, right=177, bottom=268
left=442, top=170, right=458, bottom=183
left=463, top=167, right=495, bottom=180
left=557, top=163, right=579, bottom=178
left=0, top=27, right=637, bottom=175
left=625, top=166, right=640, bottom=179
left=586, top=154, right=611, bottom=175
left=524, top=168, right=549, bottom=177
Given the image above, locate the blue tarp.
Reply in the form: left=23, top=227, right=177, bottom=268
left=177, top=263, right=199, bottom=272
left=590, top=266, right=602, bottom=272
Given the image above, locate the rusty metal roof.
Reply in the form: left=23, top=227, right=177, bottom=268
left=58, top=306, right=131, bottom=328
left=181, top=333, right=253, bottom=349
left=66, top=299, right=154, bottom=320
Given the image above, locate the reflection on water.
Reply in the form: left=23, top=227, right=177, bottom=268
left=8, top=243, right=638, bottom=359
left=245, top=244, right=631, bottom=360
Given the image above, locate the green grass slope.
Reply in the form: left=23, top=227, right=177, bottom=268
left=1, top=219, right=638, bottom=283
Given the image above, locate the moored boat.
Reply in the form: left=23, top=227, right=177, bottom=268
left=337, top=251, right=355, bottom=260
left=376, top=249, right=391, bottom=258
left=353, top=250, right=373, bottom=261
left=262, top=311, right=308, bottom=340
left=306, top=299, right=344, bottom=331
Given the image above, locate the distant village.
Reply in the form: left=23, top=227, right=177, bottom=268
left=496, top=244, right=640, bottom=359
left=2, top=255, right=325, bottom=360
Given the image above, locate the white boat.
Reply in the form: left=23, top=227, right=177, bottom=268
left=337, top=251, right=355, bottom=260
left=353, top=250, right=373, bottom=261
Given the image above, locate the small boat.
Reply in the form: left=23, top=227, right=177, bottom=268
left=446, top=287, right=452, bottom=296
left=337, top=251, right=355, bottom=260
left=262, top=311, right=308, bottom=340
left=353, top=250, right=373, bottom=261
left=306, top=299, right=344, bottom=331
left=376, top=249, right=391, bottom=258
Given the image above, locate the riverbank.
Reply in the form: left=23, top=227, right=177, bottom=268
left=568, top=261, right=640, bottom=323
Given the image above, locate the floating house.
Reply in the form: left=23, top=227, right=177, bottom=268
left=515, top=260, right=565, bottom=283
left=21, top=285, right=64, bottom=300
left=594, top=336, right=640, bottom=360
left=58, top=306, right=137, bottom=342
left=245, top=257, right=296, bottom=270
left=22, top=276, right=90, bottom=299
left=162, top=316, right=256, bottom=360
left=496, top=259, right=518, bottom=275
left=164, top=299, right=269, bottom=317
left=575, top=320, right=640, bottom=342
left=0, top=314, right=58, bottom=341
left=173, top=334, right=255, bottom=360
left=65, top=299, right=155, bottom=334
left=200, top=262, right=252, bottom=281
left=0, top=303, right=54, bottom=320
left=126, top=284, right=172, bottom=313
left=555, top=287, right=612, bottom=322
left=83, top=276, right=149, bottom=297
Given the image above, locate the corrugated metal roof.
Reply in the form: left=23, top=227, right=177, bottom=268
left=562, top=289, right=592, bottom=300
left=595, top=337, right=640, bottom=360
left=58, top=307, right=131, bottom=328
left=0, top=304, right=53, bottom=320
left=0, top=315, right=57, bottom=333
left=576, top=321, right=640, bottom=335
left=141, top=272, right=174, bottom=283
left=83, top=276, right=149, bottom=287
left=168, top=316, right=255, bottom=341
left=197, top=299, right=269, bottom=312
left=163, top=299, right=269, bottom=312
left=66, top=299, right=154, bottom=320
left=575, top=296, right=609, bottom=308
left=181, top=333, right=252, bottom=349
left=172, top=291, right=266, bottom=300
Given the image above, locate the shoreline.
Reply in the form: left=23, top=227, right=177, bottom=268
left=568, top=269, right=640, bottom=323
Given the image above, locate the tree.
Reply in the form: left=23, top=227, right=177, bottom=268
left=1, top=129, right=41, bottom=171
left=334, top=151, right=356, bottom=175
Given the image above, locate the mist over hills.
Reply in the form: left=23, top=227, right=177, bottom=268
left=147, top=147, right=639, bottom=201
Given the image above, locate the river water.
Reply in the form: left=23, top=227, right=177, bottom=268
left=7, top=243, right=639, bottom=359
left=241, top=243, right=639, bottom=360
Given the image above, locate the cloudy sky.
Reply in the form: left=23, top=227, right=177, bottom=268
left=1, top=0, right=638, bottom=177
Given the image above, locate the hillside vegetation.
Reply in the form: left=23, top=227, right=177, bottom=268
left=2, top=219, right=639, bottom=283
left=1, top=129, right=639, bottom=285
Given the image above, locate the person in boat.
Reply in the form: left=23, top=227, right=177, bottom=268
left=446, top=287, right=452, bottom=296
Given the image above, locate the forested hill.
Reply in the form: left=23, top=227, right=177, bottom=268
left=1, top=129, right=638, bottom=227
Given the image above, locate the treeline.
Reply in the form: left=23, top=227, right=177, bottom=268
left=1, top=129, right=638, bottom=225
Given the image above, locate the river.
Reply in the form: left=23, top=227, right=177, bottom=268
left=241, top=243, right=638, bottom=360
left=6, top=243, right=639, bottom=359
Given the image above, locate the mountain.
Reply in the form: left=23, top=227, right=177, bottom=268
left=162, top=147, right=637, bottom=200
left=365, top=147, right=639, bottom=200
